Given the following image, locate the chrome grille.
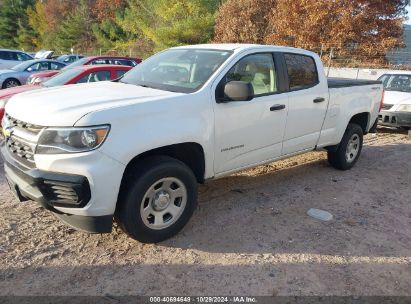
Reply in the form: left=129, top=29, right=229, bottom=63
left=6, top=136, right=35, bottom=163
left=3, top=113, right=43, bottom=168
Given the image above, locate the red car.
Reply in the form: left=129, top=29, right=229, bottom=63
left=0, top=64, right=132, bottom=121
left=26, top=55, right=141, bottom=85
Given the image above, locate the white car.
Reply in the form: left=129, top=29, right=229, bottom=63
left=378, top=73, right=411, bottom=129
left=0, top=49, right=33, bottom=70
left=1, top=44, right=383, bottom=242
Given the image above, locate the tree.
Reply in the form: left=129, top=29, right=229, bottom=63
left=120, top=0, right=219, bottom=52
left=214, top=0, right=276, bottom=44
left=265, top=0, right=410, bottom=65
left=92, top=0, right=127, bottom=22
left=54, top=1, right=95, bottom=52
left=0, top=0, right=35, bottom=48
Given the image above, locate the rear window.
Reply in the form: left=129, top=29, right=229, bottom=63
left=284, top=53, right=318, bottom=91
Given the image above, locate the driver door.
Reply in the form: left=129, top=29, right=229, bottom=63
left=213, top=53, right=289, bottom=175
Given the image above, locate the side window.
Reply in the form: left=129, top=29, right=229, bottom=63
left=9, top=52, right=19, bottom=61
left=76, top=71, right=111, bottom=83
left=16, top=52, right=31, bottom=61
left=115, top=69, right=128, bottom=78
left=50, top=62, right=64, bottom=70
left=0, top=51, right=7, bottom=60
left=224, top=53, right=278, bottom=96
left=91, top=59, right=108, bottom=65
left=284, top=53, right=318, bottom=91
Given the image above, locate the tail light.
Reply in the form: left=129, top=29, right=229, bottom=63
left=379, top=90, right=385, bottom=112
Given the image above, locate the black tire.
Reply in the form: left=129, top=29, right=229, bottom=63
left=327, top=123, right=364, bottom=170
left=115, top=156, right=198, bottom=243
left=2, top=78, right=20, bottom=89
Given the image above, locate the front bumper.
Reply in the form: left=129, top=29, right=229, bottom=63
left=0, top=142, right=115, bottom=233
left=378, top=110, right=411, bottom=128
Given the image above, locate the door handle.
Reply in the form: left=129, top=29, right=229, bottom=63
left=270, top=104, right=286, bottom=111
left=313, top=97, right=325, bottom=103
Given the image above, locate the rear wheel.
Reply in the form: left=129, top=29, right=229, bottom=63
left=328, top=123, right=364, bottom=170
left=2, top=78, right=20, bottom=89
left=116, top=156, right=198, bottom=243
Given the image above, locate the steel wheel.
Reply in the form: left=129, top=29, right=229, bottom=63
left=140, top=177, right=187, bottom=230
left=345, top=134, right=360, bottom=163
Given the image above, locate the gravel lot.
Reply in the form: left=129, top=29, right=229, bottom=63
left=0, top=128, right=410, bottom=296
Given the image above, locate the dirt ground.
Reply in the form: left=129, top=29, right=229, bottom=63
left=0, top=128, right=410, bottom=296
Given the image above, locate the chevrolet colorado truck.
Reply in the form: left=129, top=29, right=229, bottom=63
left=1, top=44, right=383, bottom=243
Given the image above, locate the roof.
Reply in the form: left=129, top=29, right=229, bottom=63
left=72, top=64, right=132, bottom=71
left=85, top=56, right=141, bottom=60
left=171, top=43, right=315, bottom=55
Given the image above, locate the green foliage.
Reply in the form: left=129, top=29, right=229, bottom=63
left=54, top=1, right=94, bottom=52
left=120, top=0, right=220, bottom=51
left=0, top=0, right=34, bottom=49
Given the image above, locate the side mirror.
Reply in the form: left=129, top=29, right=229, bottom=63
left=26, top=67, right=33, bottom=72
left=223, top=81, right=254, bottom=102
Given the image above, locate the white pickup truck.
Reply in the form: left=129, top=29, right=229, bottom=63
left=1, top=44, right=383, bottom=242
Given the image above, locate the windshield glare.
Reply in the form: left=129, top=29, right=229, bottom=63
left=43, top=68, right=83, bottom=87
left=12, top=60, right=35, bottom=71
left=120, top=49, right=233, bottom=93
left=379, top=74, right=411, bottom=92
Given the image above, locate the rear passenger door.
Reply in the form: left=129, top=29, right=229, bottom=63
left=281, top=53, right=329, bottom=155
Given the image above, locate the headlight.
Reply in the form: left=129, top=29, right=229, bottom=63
left=36, top=125, right=110, bottom=154
left=397, top=104, right=411, bottom=112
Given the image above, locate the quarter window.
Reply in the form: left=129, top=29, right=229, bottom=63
left=284, top=53, right=318, bottom=90
left=224, top=53, right=278, bottom=96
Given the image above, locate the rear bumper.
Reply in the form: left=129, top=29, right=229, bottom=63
left=378, top=110, right=411, bottom=128
left=0, top=142, right=113, bottom=233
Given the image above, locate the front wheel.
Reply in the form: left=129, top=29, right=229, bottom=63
left=328, top=123, right=364, bottom=170
left=2, top=78, right=20, bottom=89
left=116, top=156, right=198, bottom=243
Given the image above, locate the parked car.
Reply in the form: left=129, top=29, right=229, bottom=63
left=34, top=50, right=54, bottom=59
left=0, top=49, right=33, bottom=70
left=56, top=54, right=84, bottom=64
left=1, top=44, right=383, bottom=242
left=378, top=73, right=411, bottom=129
left=0, top=59, right=65, bottom=89
left=27, top=56, right=142, bottom=85
left=0, top=65, right=131, bottom=121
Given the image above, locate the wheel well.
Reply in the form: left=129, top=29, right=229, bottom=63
left=2, top=78, right=20, bottom=88
left=349, top=112, right=369, bottom=134
left=123, top=142, right=206, bottom=184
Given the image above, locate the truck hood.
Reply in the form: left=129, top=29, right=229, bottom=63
left=383, top=90, right=411, bottom=105
left=5, top=81, right=181, bottom=126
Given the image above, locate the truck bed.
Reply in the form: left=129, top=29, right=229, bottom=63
left=328, top=78, right=381, bottom=88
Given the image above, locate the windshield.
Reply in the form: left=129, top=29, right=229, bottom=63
left=120, top=49, right=233, bottom=93
left=62, top=57, right=89, bottom=70
left=379, top=74, right=411, bottom=92
left=12, top=60, right=35, bottom=71
left=43, top=68, right=83, bottom=87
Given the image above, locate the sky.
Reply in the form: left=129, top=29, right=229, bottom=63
left=406, top=5, right=411, bottom=24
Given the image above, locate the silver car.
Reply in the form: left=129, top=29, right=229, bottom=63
left=0, top=59, right=66, bottom=89
left=0, top=49, right=33, bottom=70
